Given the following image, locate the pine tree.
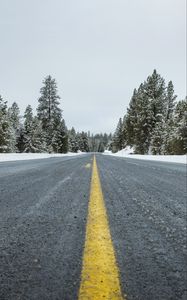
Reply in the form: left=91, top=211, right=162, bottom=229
left=68, top=127, right=79, bottom=153
left=112, top=117, right=124, bottom=152
left=98, top=141, right=105, bottom=152
left=125, top=70, right=166, bottom=154
left=166, top=81, right=177, bottom=121
left=77, top=132, right=90, bottom=152
left=8, top=102, right=20, bottom=131
left=52, top=120, right=69, bottom=153
left=162, top=81, right=177, bottom=153
left=37, top=75, right=62, bottom=151
left=126, top=89, right=138, bottom=146
left=24, top=117, right=47, bottom=153
left=150, top=119, right=166, bottom=154
left=168, top=99, right=187, bottom=154
left=17, top=126, right=26, bottom=153
left=114, top=70, right=185, bottom=155
left=24, top=105, right=33, bottom=134
left=8, top=102, right=22, bottom=152
left=133, top=83, right=151, bottom=154
left=0, top=96, right=16, bottom=152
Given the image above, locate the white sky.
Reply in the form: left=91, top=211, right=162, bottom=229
left=0, top=0, right=186, bottom=133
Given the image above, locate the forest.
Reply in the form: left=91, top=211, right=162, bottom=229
left=112, top=70, right=187, bottom=155
left=0, top=70, right=186, bottom=155
left=0, top=75, right=112, bottom=153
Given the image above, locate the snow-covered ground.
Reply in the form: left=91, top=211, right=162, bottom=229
left=104, top=147, right=186, bottom=164
left=0, top=152, right=83, bottom=162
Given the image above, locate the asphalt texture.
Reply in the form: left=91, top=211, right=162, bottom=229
left=0, top=154, right=186, bottom=300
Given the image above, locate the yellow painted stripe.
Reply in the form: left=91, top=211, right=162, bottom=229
left=79, top=156, right=124, bottom=299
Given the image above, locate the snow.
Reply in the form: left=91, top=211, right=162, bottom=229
left=104, top=147, right=186, bottom=164
left=0, top=152, right=84, bottom=162
left=0, top=150, right=186, bottom=165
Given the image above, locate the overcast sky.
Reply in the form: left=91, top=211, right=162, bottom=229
left=0, top=0, right=186, bottom=133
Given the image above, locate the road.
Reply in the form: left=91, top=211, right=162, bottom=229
left=0, top=154, right=186, bottom=300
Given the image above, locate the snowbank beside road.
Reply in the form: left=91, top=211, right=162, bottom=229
left=104, top=148, right=186, bottom=164
left=0, top=152, right=83, bottom=162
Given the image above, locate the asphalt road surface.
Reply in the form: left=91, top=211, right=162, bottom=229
left=0, top=154, right=186, bottom=300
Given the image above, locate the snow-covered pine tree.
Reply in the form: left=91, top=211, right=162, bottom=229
left=68, top=127, right=79, bottom=153
left=18, top=105, right=34, bottom=153
left=145, top=70, right=166, bottom=151
left=114, top=70, right=185, bottom=155
left=52, top=119, right=68, bottom=153
left=126, top=89, right=138, bottom=146
left=0, top=96, right=16, bottom=152
left=163, top=81, right=177, bottom=153
left=24, top=105, right=33, bottom=134
left=165, top=81, right=177, bottom=121
left=8, top=102, right=21, bottom=152
left=98, top=141, right=105, bottom=152
left=16, top=126, right=26, bottom=153
left=8, top=102, right=20, bottom=130
left=132, top=83, right=151, bottom=154
left=23, top=117, right=47, bottom=153
left=37, top=75, right=62, bottom=151
left=130, top=70, right=166, bottom=154
left=150, top=118, right=166, bottom=154
left=112, top=117, right=124, bottom=152
left=77, top=132, right=89, bottom=152
left=168, top=99, right=187, bottom=154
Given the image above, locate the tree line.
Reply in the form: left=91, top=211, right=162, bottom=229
left=0, top=75, right=112, bottom=153
left=112, top=70, right=187, bottom=154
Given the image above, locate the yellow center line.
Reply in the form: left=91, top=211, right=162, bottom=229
left=79, top=155, right=124, bottom=299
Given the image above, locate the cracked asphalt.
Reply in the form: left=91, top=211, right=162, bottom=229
left=0, top=154, right=186, bottom=299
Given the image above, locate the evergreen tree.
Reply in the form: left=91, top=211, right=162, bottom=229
left=112, top=117, right=124, bottom=152
left=0, top=96, right=16, bottom=152
left=123, top=70, right=167, bottom=154
left=133, top=83, right=151, bottom=154
left=168, top=99, right=187, bottom=154
left=126, top=89, right=138, bottom=146
left=8, top=102, right=20, bottom=130
left=77, top=132, right=90, bottom=152
left=8, top=102, right=21, bottom=151
left=98, top=141, right=105, bottom=152
left=52, top=120, right=69, bottom=153
left=24, top=117, right=47, bottom=153
left=17, top=126, right=26, bottom=153
left=113, top=70, right=186, bottom=155
left=24, top=105, right=33, bottom=134
left=150, top=119, right=165, bottom=154
left=37, top=75, right=62, bottom=150
left=166, top=81, right=177, bottom=121
left=68, top=127, right=79, bottom=152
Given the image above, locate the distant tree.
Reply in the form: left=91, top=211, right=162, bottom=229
left=98, top=142, right=105, bottom=152
left=126, top=89, right=138, bottom=146
left=37, top=75, right=62, bottom=151
left=24, top=105, right=33, bottom=134
left=112, top=117, right=124, bottom=152
left=150, top=119, right=166, bottom=154
left=8, top=102, right=21, bottom=151
left=52, top=120, right=69, bottom=153
left=0, top=95, right=16, bottom=152
left=167, top=99, right=187, bottom=154
left=77, top=132, right=90, bottom=152
left=24, top=117, right=47, bottom=153
left=68, top=127, right=79, bottom=153
left=165, top=81, right=177, bottom=121
left=8, top=102, right=20, bottom=130
left=17, top=126, right=26, bottom=153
